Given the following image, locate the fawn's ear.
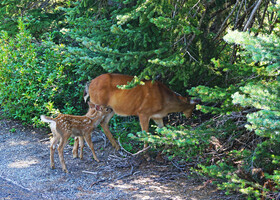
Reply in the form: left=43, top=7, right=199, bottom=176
left=105, top=107, right=112, bottom=112
left=88, top=101, right=96, bottom=109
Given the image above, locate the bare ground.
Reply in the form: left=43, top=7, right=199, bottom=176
left=0, top=118, right=241, bottom=200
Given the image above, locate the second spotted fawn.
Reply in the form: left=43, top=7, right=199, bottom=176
left=41, top=102, right=112, bottom=173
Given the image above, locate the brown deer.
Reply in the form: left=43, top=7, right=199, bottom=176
left=40, top=102, right=112, bottom=173
left=83, top=73, right=200, bottom=151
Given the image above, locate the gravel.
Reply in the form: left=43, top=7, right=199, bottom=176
left=0, top=118, right=240, bottom=200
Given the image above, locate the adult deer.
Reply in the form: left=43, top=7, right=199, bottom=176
left=83, top=73, right=200, bottom=151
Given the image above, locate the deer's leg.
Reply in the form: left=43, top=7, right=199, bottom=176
left=152, top=118, right=164, bottom=128
left=100, top=111, right=120, bottom=150
left=72, top=137, right=79, bottom=158
left=50, top=135, right=59, bottom=170
left=84, top=133, right=99, bottom=162
left=57, top=136, right=69, bottom=173
left=79, top=136, right=85, bottom=159
left=139, top=115, right=150, bottom=149
left=152, top=118, right=166, bottom=163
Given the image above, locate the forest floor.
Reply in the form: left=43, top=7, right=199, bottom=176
left=0, top=117, right=241, bottom=200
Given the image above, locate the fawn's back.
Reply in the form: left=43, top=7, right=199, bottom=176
left=55, top=114, right=94, bottom=136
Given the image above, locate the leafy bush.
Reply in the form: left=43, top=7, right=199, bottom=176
left=0, top=0, right=67, bottom=37
left=0, top=18, right=84, bottom=125
left=129, top=124, right=211, bottom=161
left=110, top=115, right=142, bottom=153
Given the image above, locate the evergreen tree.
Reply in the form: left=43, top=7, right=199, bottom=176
left=0, top=0, right=67, bottom=37
left=1, top=1, right=279, bottom=198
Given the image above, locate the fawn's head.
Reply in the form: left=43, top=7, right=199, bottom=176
left=85, top=102, right=98, bottom=118
left=85, top=102, right=113, bottom=118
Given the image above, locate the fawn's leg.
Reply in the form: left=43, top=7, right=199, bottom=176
left=50, top=136, right=59, bottom=169
left=84, top=134, right=99, bottom=162
left=72, top=137, right=79, bottom=158
left=57, top=137, right=69, bottom=173
left=79, top=136, right=85, bottom=159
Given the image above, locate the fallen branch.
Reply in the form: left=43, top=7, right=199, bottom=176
left=118, top=137, right=151, bottom=156
left=131, top=146, right=151, bottom=156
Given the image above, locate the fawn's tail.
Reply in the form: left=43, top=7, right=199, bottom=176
left=40, top=115, right=55, bottom=124
left=83, top=82, right=90, bottom=103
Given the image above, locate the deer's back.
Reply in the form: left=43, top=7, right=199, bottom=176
left=88, top=73, right=178, bottom=116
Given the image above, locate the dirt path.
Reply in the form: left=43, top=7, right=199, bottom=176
left=0, top=118, right=240, bottom=200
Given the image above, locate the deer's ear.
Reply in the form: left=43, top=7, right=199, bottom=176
left=190, top=98, right=201, bottom=105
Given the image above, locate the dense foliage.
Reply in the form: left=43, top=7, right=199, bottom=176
left=0, top=18, right=85, bottom=123
left=0, top=0, right=279, bottom=199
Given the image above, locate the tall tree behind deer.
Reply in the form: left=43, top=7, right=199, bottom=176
left=83, top=73, right=200, bottom=151
left=41, top=102, right=112, bottom=173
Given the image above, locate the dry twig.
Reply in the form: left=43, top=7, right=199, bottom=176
left=82, top=170, right=98, bottom=175
left=90, top=178, right=108, bottom=187
left=118, top=137, right=151, bottom=156
left=39, top=138, right=50, bottom=142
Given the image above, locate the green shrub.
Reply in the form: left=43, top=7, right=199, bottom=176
left=110, top=115, right=142, bottom=153
left=0, top=18, right=84, bottom=125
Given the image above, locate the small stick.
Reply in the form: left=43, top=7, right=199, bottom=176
left=132, top=146, right=151, bottom=156
left=118, top=137, right=151, bottom=156
left=82, top=170, right=98, bottom=175
left=39, top=138, right=50, bottom=142
left=90, top=178, right=108, bottom=187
